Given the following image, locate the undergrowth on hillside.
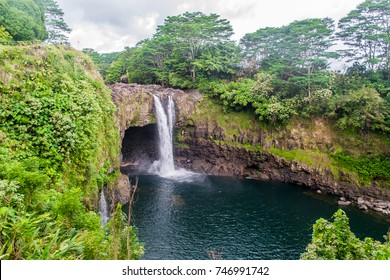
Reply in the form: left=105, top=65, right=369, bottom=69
left=0, top=44, right=143, bottom=259
left=330, top=153, right=390, bottom=185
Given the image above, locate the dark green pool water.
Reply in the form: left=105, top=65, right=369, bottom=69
left=130, top=175, right=389, bottom=260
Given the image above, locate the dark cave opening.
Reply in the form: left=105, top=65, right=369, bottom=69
left=121, top=124, right=159, bottom=173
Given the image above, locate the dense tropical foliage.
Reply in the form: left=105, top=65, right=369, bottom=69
left=99, top=0, right=389, bottom=134
left=1, top=0, right=389, bottom=260
left=0, top=0, right=144, bottom=261
left=0, top=45, right=143, bottom=259
left=0, top=0, right=70, bottom=43
left=301, top=209, right=390, bottom=260
left=91, top=2, right=389, bottom=260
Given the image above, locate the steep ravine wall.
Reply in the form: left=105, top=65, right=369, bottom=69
left=109, top=83, right=390, bottom=215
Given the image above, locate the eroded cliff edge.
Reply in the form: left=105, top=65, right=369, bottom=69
left=110, top=83, right=390, bottom=215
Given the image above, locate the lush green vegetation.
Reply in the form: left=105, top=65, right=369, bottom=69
left=301, top=209, right=390, bottom=260
left=1, top=0, right=389, bottom=261
left=100, top=0, right=389, bottom=132
left=330, top=153, right=390, bottom=184
left=93, top=0, right=389, bottom=188
left=0, top=0, right=143, bottom=261
left=0, top=0, right=46, bottom=41
left=96, top=12, right=240, bottom=86
left=185, top=94, right=389, bottom=185
left=82, top=48, right=120, bottom=79
left=0, top=0, right=70, bottom=44
left=0, top=44, right=143, bottom=259
left=268, top=148, right=332, bottom=168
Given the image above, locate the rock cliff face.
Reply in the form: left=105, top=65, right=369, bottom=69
left=109, top=83, right=199, bottom=140
left=109, top=83, right=390, bottom=215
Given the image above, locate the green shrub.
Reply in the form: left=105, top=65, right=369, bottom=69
left=330, top=87, right=389, bottom=132
left=330, top=153, right=390, bottom=184
left=301, top=209, right=390, bottom=260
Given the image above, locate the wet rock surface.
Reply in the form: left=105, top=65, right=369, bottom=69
left=109, top=83, right=199, bottom=140
left=109, top=174, right=131, bottom=207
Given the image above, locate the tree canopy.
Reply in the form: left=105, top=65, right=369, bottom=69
left=241, top=18, right=335, bottom=70
left=40, top=0, right=71, bottom=44
left=0, top=0, right=70, bottom=43
left=91, top=5, right=390, bottom=133
left=156, top=12, right=234, bottom=81
left=240, top=18, right=336, bottom=97
left=0, top=0, right=47, bottom=41
left=338, top=0, right=390, bottom=71
left=115, top=12, right=240, bottom=87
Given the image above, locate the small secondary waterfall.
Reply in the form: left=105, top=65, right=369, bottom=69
left=99, top=190, right=109, bottom=226
left=150, top=95, right=175, bottom=175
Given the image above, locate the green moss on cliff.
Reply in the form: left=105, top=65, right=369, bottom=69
left=190, top=96, right=263, bottom=143
left=0, top=44, right=142, bottom=259
left=268, top=147, right=331, bottom=168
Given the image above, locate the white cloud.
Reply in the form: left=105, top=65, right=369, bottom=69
left=70, top=22, right=139, bottom=53
left=57, top=0, right=364, bottom=53
left=132, top=12, right=160, bottom=35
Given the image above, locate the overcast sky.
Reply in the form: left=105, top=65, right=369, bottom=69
left=57, top=0, right=364, bottom=53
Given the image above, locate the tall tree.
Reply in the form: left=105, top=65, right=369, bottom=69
left=240, top=27, right=284, bottom=72
left=156, top=12, right=235, bottom=83
left=126, top=42, right=159, bottom=84
left=241, top=18, right=335, bottom=71
left=240, top=18, right=336, bottom=96
left=338, top=0, right=390, bottom=71
left=0, top=0, right=47, bottom=41
left=286, top=18, right=336, bottom=96
left=133, top=36, right=175, bottom=85
left=40, top=0, right=71, bottom=44
left=123, top=12, right=239, bottom=87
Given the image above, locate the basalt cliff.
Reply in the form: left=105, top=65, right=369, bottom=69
left=110, top=83, right=390, bottom=215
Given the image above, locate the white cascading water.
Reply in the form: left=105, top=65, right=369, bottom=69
left=149, top=95, right=200, bottom=181
left=167, top=95, right=176, bottom=142
left=149, top=95, right=175, bottom=175
left=99, top=190, right=109, bottom=226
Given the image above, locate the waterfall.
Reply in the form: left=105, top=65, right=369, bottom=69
left=99, top=190, right=109, bottom=226
left=167, top=95, right=176, bottom=142
left=149, top=95, right=175, bottom=175
left=149, top=94, right=199, bottom=181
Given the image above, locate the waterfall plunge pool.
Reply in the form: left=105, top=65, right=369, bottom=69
left=128, top=174, right=390, bottom=260
left=122, top=94, right=389, bottom=259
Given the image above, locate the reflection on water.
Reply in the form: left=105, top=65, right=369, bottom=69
left=130, top=175, right=390, bottom=260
